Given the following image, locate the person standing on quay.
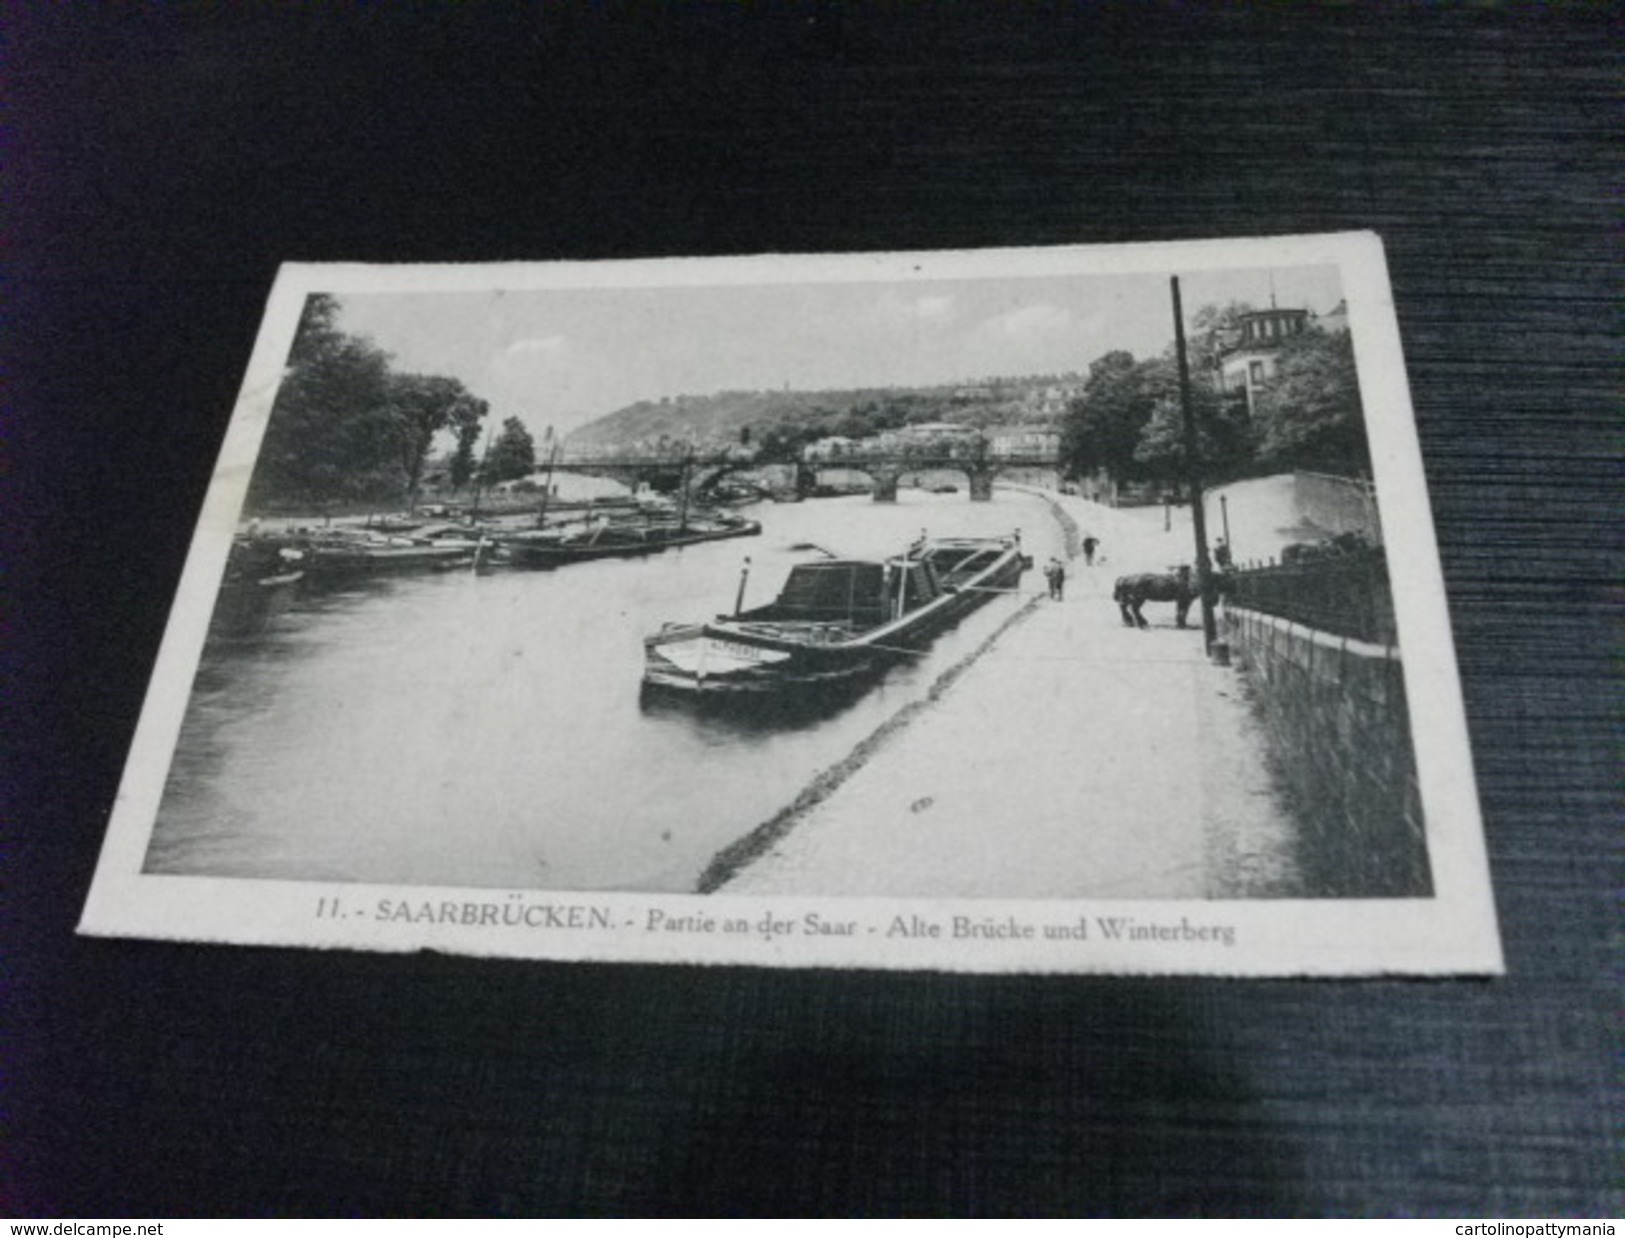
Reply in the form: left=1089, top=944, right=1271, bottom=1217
left=1045, top=557, right=1066, bottom=601
left=1082, top=534, right=1099, bottom=566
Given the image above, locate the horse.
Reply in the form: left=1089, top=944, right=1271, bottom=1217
left=1113, top=566, right=1228, bottom=629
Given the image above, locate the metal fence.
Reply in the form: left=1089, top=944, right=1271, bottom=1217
left=1226, top=547, right=1396, bottom=646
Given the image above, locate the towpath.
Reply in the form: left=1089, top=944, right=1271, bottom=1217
left=717, top=491, right=1302, bottom=900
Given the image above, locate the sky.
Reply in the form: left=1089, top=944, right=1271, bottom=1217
left=334, top=263, right=1345, bottom=441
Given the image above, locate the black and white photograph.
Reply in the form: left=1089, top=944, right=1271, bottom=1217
left=17, top=6, right=1617, bottom=1216
left=79, top=234, right=1500, bottom=974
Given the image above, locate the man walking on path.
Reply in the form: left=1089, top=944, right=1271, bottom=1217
left=1045, top=557, right=1066, bottom=601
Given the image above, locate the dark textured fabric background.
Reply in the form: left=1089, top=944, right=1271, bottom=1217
left=5, top=5, right=1618, bottom=1218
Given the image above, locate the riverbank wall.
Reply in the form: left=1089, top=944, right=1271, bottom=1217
left=1223, top=605, right=1430, bottom=897
left=1295, top=470, right=1382, bottom=542
left=1000, top=484, right=1081, bottom=559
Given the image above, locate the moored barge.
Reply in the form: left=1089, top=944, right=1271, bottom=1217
left=642, top=533, right=1027, bottom=696
left=503, top=512, right=760, bottom=568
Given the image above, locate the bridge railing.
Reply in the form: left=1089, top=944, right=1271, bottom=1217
left=1225, top=548, right=1396, bottom=646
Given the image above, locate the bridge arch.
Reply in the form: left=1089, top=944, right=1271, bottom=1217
left=834, top=457, right=1005, bottom=502
left=534, top=448, right=1060, bottom=505
left=692, top=461, right=810, bottom=500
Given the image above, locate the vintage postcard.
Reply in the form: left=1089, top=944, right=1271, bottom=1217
left=79, top=233, right=1502, bottom=974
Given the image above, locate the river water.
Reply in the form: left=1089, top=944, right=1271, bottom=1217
left=146, top=489, right=1065, bottom=892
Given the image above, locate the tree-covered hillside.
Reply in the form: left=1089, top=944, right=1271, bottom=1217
left=564, top=375, right=1079, bottom=457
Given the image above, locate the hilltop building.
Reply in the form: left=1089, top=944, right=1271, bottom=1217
left=872, top=422, right=985, bottom=456
left=986, top=426, right=1061, bottom=458
left=805, top=435, right=857, bottom=461
left=1217, top=307, right=1312, bottom=415
left=1215, top=303, right=1350, bottom=415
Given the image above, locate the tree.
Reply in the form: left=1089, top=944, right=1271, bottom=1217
left=756, top=424, right=825, bottom=464
left=1251, top=328, right=1369, bottom=473
left=445, top=395, right=488, bottom=489
left=1130, top=356, right=1251, bottom=482
left=485, top=417, right=537, bottom=483
left=248, top=293, right=401, bottom=509
left=387, top=374, right=487, bottom=502
left=1126, top=301, right=1268, bottom=483
left=246, top=295, right=493, bottom=511
left=1059, top=350, right=1159, bottom=481
left=448, top=411, right=485, bottom=491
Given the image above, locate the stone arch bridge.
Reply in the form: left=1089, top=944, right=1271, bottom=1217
left=544, top=450, right=1062, bottom=503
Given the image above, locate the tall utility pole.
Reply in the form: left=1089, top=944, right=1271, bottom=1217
left=676, top=443, right=693, bottom=532
left=470, top=425, right=494, bottom=522
left=535, top=437, right=560, bottom=529
left=1171, top=276, right=1217, bottom=651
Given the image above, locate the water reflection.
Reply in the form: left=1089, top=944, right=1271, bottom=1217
left=636, top=676, right=877, bottom=736
left=147, top=490, right=1063, bottom=892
